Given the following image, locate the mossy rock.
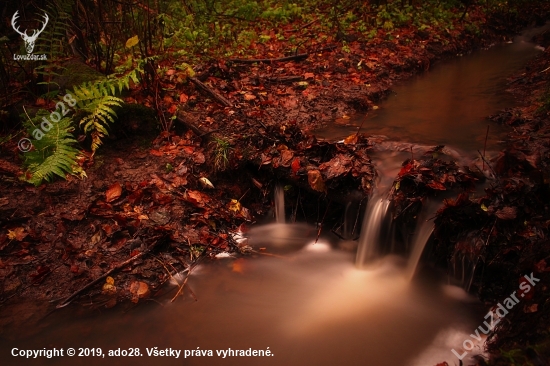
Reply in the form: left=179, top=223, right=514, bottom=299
left=52, top=59, right=105, bottom=91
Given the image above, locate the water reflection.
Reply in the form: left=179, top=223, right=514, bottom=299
left=317, top=40, right=543, bottom=151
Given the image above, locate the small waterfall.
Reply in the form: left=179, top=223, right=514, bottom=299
left=406, top=219, right=434, bottom=280
left=275, top=185, right=285, bottom=223
left=405, top=200, right=440, bottom=280
left=355, top=195, right=391, bottom=268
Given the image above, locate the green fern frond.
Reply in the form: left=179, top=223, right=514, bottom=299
left=22, top=113, right=81, bottom=186
left=72, top=82, right=123, bottom=153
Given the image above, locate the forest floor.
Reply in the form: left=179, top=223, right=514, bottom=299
left=1, top=2, right=550, bottom=365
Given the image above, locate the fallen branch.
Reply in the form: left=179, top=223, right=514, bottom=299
left=265, top=75, right=303, bottom=83
left=175, top=110, right=210, bottom=138
left=55, top=238, right=163, bottom=309
left=189, top=77, right=232, bottom=107
left=230, top=53, right=309, bottom=64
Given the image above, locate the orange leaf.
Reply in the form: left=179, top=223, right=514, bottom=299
left=304, top=72, right=314, bottom=79
left=150, top=149, right=163, bottom=156
left=168, top=104, right=177, bottom=114
left=291, top=158, right=301, bottom=176
left=179, top=93, right=189, bottom=103
left=105, top=182, right=122, bottom=202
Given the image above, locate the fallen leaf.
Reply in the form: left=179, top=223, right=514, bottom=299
left=495, top=206, right=517, bottom=220
left=228, top=199, right=241, bottom=213
left=105, top=182, right=122, bottom=202
left=129, top=281, right=150, bottom=303
left=308, top=169, right=326, bottom=192
left=344, top=134, right=358, bottom=145
left=102, top=276, right=117, bottom=294
left=7, top=227, right=27, bottom=241
left=199, top=177, right=215, bottom=189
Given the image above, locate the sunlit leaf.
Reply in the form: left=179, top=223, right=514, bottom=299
left=125, top=35, right=139, bottom=48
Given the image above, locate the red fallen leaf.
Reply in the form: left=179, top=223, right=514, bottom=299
left=304, top=72, right=314, bottom=79
left=179, top=93, right=189, bottom=103
left=291, top=158, right=301, bottom=176
left=105, top=182, right=122, bottom=202
left=308, top=169, right=326, bottom=192
left=183, top=146, right=195, bottom=154
left=427, top=181, right=446, bottom=190
left=70, top=264, right=80, bottom=274
left=150, top=149, right=163, bottom=157
left=495, top=207, right=517, bottom=220
left=168, top=104, right=177, bottom=114
left=163, top=95, right=174, bottom=104
left=398, top=161, right=415, bottom=176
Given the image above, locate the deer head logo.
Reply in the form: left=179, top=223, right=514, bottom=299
left=12, top=11, right=49, bottom=54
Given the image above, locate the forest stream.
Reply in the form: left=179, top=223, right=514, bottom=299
left=1, top=24, right=548, bottom=366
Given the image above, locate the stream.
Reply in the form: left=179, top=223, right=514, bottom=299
left=2, top=30, right=547, bottom=366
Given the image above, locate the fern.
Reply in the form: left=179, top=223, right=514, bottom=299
left=35, top=2, right=72, bottom=94
left=22, top=111, right=83, bottom=186
left=72, top=81, right=124, bottom=153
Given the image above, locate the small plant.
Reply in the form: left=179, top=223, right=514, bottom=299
left=209, top=136, right=233, bottom=172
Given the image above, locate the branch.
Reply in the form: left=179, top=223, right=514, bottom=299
left=189, top=77, right=232, bottom=107
left=229, top=53, right=309, bottom=64
left=55, top=237, right=163, bottom=308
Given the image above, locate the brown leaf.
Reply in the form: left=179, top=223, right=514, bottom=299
left=495, top=206, right=517, bottom=220
left=129, top=281, right=150, bottom=303
left=319, top=154, right=352, bottom=180
left=280, top=149, right=294, bottom=167
left=105, top=182, right=122, bottom=202
left=308, top=169, right=326, bottom=192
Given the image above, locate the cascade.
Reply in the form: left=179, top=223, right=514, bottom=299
left=274, top=185, right=285, bottom=223
left=355, top=194, right=391, bottom=268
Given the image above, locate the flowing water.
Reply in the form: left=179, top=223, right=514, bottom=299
left=3, top=32, right=548, bottom=366
left=316, top=34, right=545, bottom=152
